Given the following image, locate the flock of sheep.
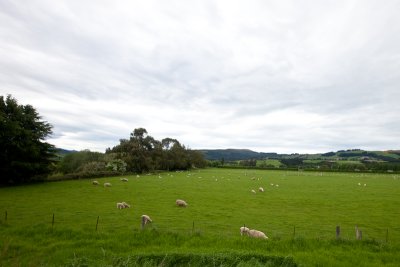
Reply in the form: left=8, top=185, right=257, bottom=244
left=91, top=174, right=269, bottom=240
left=91, top=179, right=190, bottom=229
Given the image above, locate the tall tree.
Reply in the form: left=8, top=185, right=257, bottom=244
left=0, top=95, right=56, bottom=184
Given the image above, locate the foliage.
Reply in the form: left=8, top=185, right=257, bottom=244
left=107, top=128, right=206, bottom=173
left=59, top=150, right=105, bottom=174
left=0, top=95, right=56, bottom=184
left=106, top=159, right=127, bottom=172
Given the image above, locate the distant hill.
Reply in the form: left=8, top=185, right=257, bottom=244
left=55, top=148, right=78, bottom=156
left=198, top=148, right=400, bottom=162
left=199, top=149, right=278, bottom=161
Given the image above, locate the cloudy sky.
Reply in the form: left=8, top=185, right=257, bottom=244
left=1, top=0, right=399, bottom=153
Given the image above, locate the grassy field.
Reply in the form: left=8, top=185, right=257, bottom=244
left=1, top=168, right=400, bottom=266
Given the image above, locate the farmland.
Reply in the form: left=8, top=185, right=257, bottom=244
left=1, top=168, right=400, bottom=266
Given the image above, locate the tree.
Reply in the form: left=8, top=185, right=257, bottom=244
left=107, top=128, right=206, bottom=172
left=0, top=95, right=56, bottom=184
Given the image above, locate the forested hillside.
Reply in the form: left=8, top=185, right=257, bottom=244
left=200, top=148, right=400, bottom=172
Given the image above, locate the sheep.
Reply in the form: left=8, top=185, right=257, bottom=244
left=258, top=187, right=264, bottom=192
left=120, top=178, right=128, bottom=182
left=117, top=202, right=130, bottom=209
left=176, top=199, right=188, bottom=207
left=240, top=226, right=249, bottom=236
left=275, top=184, right=279, bottom=187
left=92, top=180, right=99, bottom=185
left=251, top=189, right=256, bottom=194
left=141, top=214, right=152, bottom=229
left=122, top=202, right=130, bottom=208
left=358, top=182, right=361, bottom=186
left=248, top=229, right=268, bottom=239
left=240, top=227, right=268, bottom=239
left=364, top=183, right=367, bottom=187
left=104, top=182, right=112, bottom=187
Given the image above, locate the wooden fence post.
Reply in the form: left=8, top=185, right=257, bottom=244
left=336, top=226, right=341, bottom=239
left=386, top=229, right=389, bottom=243
left=355, top=225, right=362, bottom=240
left=52, top=213, right=55, bottom=231
left=96, top=216, right=99, bottom=231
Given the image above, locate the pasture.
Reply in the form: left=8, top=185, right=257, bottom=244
left=1, top=168, right=400, bottom=266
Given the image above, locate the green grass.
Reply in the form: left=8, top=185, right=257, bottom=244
left=1, top=169, right=400, bottom=266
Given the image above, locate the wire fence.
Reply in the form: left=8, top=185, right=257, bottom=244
left=2, top=209, right=399, bottom=243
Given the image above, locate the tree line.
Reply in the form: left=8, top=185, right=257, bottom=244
left=0, top=95, right=206, bottom=185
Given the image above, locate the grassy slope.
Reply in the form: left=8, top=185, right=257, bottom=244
left=1, top=169, right=400, bottom=266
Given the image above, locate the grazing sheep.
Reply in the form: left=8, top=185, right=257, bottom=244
left=120, top=178, right=128, bottom=182
left=104, top=182, right=112, bottom=187
left=358, top=182, right=361, bottom=186
left=141, top=214, right=152, bottom=229
left=259, top=187, right=264, bottom=192
left=275, top=184, right=279, bottom=187
left=364, top=184, right=367, bottom=187
left=270, top=183, right=274, bottom=186
left=240, top=227, right=268, bottom=239
left=247, top=229, right=268, bottom=239
left=176, top=199, right=188, bottom=207
left=251, top=189, right=256, bottom=194
left=240, top=226, right=250, bottom=236
left=117, top=202, right=130, bottom=209
left=122, top=202, right=130, bottom=208
left=92, top=181, right=99, bottom=185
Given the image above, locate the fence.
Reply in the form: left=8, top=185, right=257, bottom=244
left=2, top=210, right=398, bottom=243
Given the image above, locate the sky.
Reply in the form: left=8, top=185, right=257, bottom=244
left=1, top=0, right=400, bottom=154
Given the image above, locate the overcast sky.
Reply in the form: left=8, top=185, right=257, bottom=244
left=1, top=0, right=399, bottom=154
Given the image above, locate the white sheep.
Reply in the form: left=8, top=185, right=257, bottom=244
left=122, top=201, right=130, bottom=208
left=240, top=226, right=249, bottom=236
left=258, top=187, right=264, bottom=192
left=120, top=178, right=128, bottom=182
left=104, top=182, right=112, bottom=187
left=358, top=182, right=361, bottom=186
left=141, top=214, right=152, bottom=227
left=116, top=202, right=125, bottom=209
left=251, top=189, right=256, bottom=194
left=176, top=199, right=188, bottom=207
left=248, top=229, right=268, bottom=239
left=92, top=181, right=99, bottom=185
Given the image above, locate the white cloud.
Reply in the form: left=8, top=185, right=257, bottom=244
left=1, top=0, right=399, bottom=153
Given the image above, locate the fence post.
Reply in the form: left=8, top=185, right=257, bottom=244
left=52, top=213, right=55, bottom=231
left=336, top=226, right=341, bottom=239
left=386, top=229, right=389, bottom=243
left=95, top=216, right=99, bottom=231
left=355, top=225, right=362, bottom=240
left=141, top=216, right=145, bottom=230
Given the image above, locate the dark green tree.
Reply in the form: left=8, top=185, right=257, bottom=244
left=107, top=128, right=205, bottom=173
left=0, top=95, right=56, bottom=184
